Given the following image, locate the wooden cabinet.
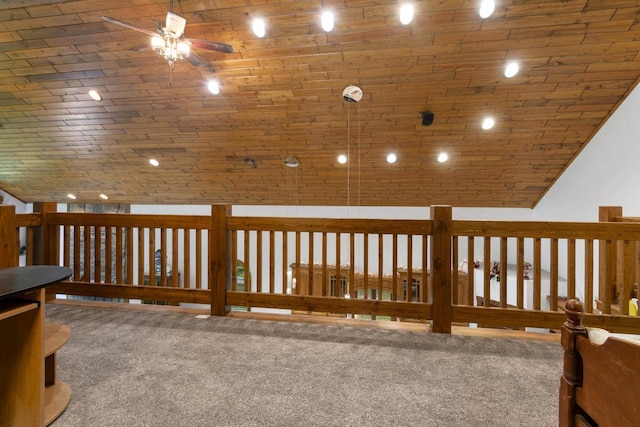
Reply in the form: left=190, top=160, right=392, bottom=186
left=0, top=293, right=45, bottom=426
left=0, top=266, right=72, bottom=427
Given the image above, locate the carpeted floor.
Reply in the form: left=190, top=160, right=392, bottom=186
left=46, top=304, right=563, bottom=426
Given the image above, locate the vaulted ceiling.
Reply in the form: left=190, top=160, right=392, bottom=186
left=1, top=0, right=640, bottom=207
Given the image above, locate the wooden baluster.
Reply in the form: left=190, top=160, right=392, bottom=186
left=195, top=229, right=202, bottom=289
left=467, top=236, right=475, bottom=306
left=256, top=230, right=263, bottom=293
left=269, top=230, right=275, bottom=294
left=172, top=228, right=179, bottom=287
left=584, top=239, right=594, bottom=314
left=533, top=237, right=541, bottom=310
left=94, top=225, right=101, bottom=283
left=105, top=226, right=112, bottom=284
left=500, top=237, right=507, bottom=308
left=483, top=237, right=491, bottom=307
left=183, top=229, right=191, bottom=289
left=137, top=228, right=145, bottom=286
left=551, top=238, right=559, bottom=312
left=282, top=231, right=288, bottom=294
left=567, top=238, right=576, bottom=301
left=126, top=227, right=133, bottom=284
left=516, top=237, right=524, bottom=309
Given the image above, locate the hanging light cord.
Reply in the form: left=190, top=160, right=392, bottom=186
left=346, top=101, right=351, bottom=209
left=358, top=103, right=361, bottom=207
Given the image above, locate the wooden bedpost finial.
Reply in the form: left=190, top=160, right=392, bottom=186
left=564, top=298, right=585, bottom=327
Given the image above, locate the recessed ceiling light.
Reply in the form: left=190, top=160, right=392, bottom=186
left=149, top=159, right=159, bottom=167
left=479, top=0, right=496, bottom=19
left=99, top=194, right=109, bottom=200
left=399, top=4, right=414, bottom=25
left=504, top=61, right=519, bottom=78
left=386, top=153, right=397, bottom=163
left=321, top=11, right=334, bottom=32
left=252, top=18, right=266, bottom=38
left=337, top=154, right=347, bottom=164
left=67, top=194, right=77, bottom=200
left=482, top=117, right=495, bottom=130
left=88, top=90, right=102, bottom=101
left=207, top=80, right=220, bottom=95
left=437, top=152, right=449, bottom=163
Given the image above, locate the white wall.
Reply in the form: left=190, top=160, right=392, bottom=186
left=531, top=83, right=640, bottom=303
left=534, top=83, right=640, bottom=221
left=0, top=189, right=28, bottom=213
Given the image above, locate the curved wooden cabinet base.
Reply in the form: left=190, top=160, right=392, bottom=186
left=45, top=381, right=71, bottom=425
left=44, top=323, right=72, bottom=425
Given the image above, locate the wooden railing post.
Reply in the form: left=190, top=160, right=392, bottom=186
left=431, top=205, right=452, bottom=333
left=598, top=206, right=622, bottom=313
left=33, top=202, right=58, bottom=265
left=0, top=205, right=18, bottom=268
left=210, top=204, right=231, bottom=316
left=559, top=299, right=588, bottom=427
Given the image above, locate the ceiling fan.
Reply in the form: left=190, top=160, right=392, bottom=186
left=101, top=1, right=233, bottom=80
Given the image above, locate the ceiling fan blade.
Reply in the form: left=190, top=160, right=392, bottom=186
left=130, top=44, right=152, bottom=52
left=186, top=52, right=216, bottom=72
left=101, top=16, right=159, bottom=38
left=188, top=38, right=234, bottom=54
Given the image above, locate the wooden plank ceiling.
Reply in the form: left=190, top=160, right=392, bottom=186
left=1, top=0, right=640, bottom=207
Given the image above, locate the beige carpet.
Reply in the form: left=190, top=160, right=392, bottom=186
left=47, top=304, right=563, bottom=426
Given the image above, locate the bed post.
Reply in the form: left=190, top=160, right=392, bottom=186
left=559, top=299, right=588, bottom=427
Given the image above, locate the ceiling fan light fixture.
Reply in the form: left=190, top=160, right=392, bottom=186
left=177, top=41, right=190, bottom=57
left=151, top=36, right=165, bottom=52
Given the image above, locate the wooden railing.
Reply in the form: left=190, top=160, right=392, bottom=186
left=4, top=203, right=640, bottom=334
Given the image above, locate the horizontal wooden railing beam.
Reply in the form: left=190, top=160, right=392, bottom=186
left=15, top=213, right=41, bottom=227
left=453, top=306, right=566, bottom=329
left=227, top=292, right=433, bottom=320
left=228, top=217, right=433, bottom=235
left=49, top=281, right=210, bottom=305
left=47, top=213, right=210, bottom=229
left=581, top=313, right=640, bottom=334
left=453, top=220, right=640, bottom=240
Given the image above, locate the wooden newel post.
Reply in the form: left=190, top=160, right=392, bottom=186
left=210, top=204, right=231, bottom=316
left=0, top=205, right=18, bottom=268
left=598, top=206, right=622, bottom=314
left=559, top=299, right=587, bottom=427
left=33, top=202, right=59, bottom=266
left=431, top=205, right=452, bottom=333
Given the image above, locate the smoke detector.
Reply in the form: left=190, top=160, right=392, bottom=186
left=284, top=156, right=300, bottom=168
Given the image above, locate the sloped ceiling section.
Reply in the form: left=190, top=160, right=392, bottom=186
left=1, top=0, right=640, bottom=207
